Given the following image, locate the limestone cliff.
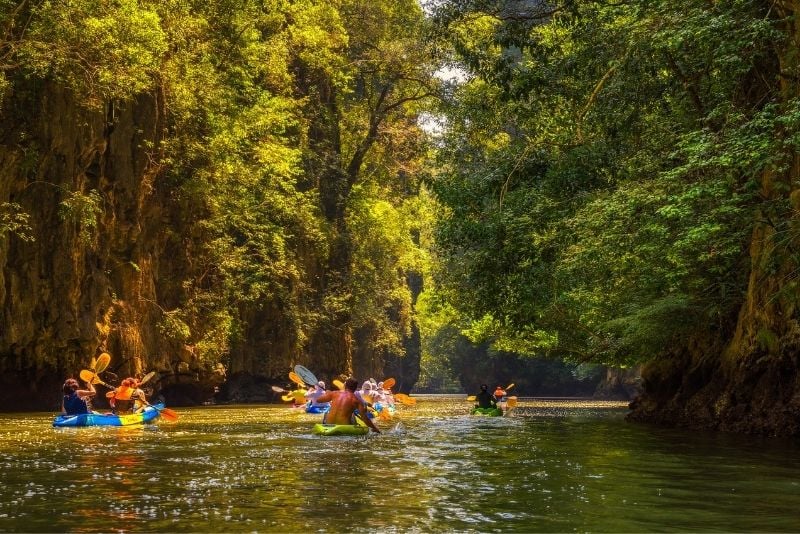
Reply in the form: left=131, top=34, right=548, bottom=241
left=0, top=80, right=223, bottom=410
left=0, top=77, right=421, bottom=410
left=628, top=0, right=800, bottom=436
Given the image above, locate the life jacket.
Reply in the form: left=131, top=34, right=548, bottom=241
left=108, top=386, right=144, bottom=413
left=113, top=385, right=136, bottom=400
left=494, top=388, right=506, bottom=400
left=63, top=392, right=89, bottom=415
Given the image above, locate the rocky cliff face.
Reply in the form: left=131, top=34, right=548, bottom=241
left=0, top=76, right=421, bottom=410
left=628, top=1, right=800, bottom=436
left=0, top=80, right=224, bottom=410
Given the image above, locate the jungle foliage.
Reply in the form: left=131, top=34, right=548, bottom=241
left=2, top=0, right=434, bottom=370
left=426, top=0, right=800, bottom=368
left=5, top=0, right=800, bottom=393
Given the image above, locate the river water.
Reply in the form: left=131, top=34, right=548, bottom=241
left=1, top=397, right=799, bottom=532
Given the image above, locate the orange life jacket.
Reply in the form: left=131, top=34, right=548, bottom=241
left=113, top=385, right=135, bottom=400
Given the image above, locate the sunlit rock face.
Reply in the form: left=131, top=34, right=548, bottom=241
left=0, top=78, right=421, bottom=410
left=0, top=82, right=226, bottom=411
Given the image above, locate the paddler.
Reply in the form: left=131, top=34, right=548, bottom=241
left=315, top=378, right=380, bottom=433
left=61, top=377, right=96, bottom=415
left=493, top=384, right=508, bottom=411
left=305, top=381, right=330, bottom=409
left=475, top=384, right=498, bottom=410
left=108, top=377, right=148, bottom=414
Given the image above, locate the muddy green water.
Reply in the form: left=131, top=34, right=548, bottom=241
left=1, top=398, right=799, bottom=532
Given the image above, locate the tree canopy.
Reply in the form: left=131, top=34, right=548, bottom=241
left=426, top=0, right=800, bottom=367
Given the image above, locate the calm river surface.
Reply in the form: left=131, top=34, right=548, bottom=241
left=1, top=397, right=799, bottom=532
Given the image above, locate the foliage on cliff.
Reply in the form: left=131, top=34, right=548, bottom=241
left=427, top=0, right=799, bottom=373
left=0, top=0, right=433, bottom=389
left=422, top=0, right=800, bottom=433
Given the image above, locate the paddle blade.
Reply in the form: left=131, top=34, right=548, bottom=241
left=465, top=395, right=476, bottom=402
left=159, top=408, right=179, bottom=422
left=79, top=369, right=95, bottom=383
left=395, top=393, right=417, bottom=406
left=271, top=385, right=287, bottom=393
left=293, top=365, right=318, bottom=386
left=289, top=372, right=304, bottom=387
left=333, top=379, right=344, bottom=390
left=506, top=383, right=515, bottom=391
left=138, top=371, right=156, bottom=387
left=382, top=378, right=396, bottom=390
left=507, top=396, right=518, bottom=408
left=95, top=353, right=111, bottom=373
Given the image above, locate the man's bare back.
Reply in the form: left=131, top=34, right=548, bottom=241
left=316, top=379, right=380, bottom=433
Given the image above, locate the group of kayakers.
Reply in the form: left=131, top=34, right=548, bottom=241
left=284, top=378, right=394, bottom=420
left=61, top=374, right=149, bottom=416
left=63, top=360, right=510, bottom=428
left=474, top=384, right=510, bottom=413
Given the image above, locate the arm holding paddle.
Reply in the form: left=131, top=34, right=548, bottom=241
left=60, top=377, right=96, bottom=415
left=316, top=383, right=381, bottom=434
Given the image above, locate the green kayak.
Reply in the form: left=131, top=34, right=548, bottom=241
left=471, top=406, right=503, bottom=416
left=312, top=423, right=369, bottom=436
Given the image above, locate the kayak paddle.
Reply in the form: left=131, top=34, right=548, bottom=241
left=138, top=371, right=156, bottom=387
left=293, top=365, right=318, bottom=387
left=289, top=371, right=305, bottom=387
left=467, top=383, right=514, bottom=401
left=394, top=393, right=416, bottom=406
left=95, top=353, right=111, bottom=373
left=79, top=369, right=114, bottom=389
left=82, top=353, right=112, bottom=385
left=382, top=378, right=396, bottom=390
left=138, top=399, right=178, bottom=422
left=152, top=404, right=178, bottom=422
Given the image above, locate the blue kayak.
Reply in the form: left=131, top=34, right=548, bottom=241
left=53, top=403, right=164, bottom=427
left=305, top=403, right=330, bottom=414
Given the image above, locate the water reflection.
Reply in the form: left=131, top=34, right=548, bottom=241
left=0, top=400, right=798, bottom=532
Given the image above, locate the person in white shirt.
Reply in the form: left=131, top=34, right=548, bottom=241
left=305, top=381, right=330, bottom=408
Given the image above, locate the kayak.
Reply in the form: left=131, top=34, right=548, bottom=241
left=53, top=403, right=164, bottom=427
left=305, top=403, right=330, bottom=414
left=312, top=422, right=369, bottom=436
left=471, top=406, right=503, bottom=417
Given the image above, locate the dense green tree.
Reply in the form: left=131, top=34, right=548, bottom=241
left=429, top=0, right=796, bottom=366
left=1, top=0, right=434, bottom=393
left=427, top=0, right=800, bottom=432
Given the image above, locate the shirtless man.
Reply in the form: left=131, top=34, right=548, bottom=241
left=316, top=378, right=380, bottom=433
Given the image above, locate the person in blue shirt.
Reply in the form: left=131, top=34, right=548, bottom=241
left=61, top=377, right=96, bottom=415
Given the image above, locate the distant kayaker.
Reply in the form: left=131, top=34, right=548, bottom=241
left=61, top=377, right=96, bottom=415
left=475, top=384, right=497, bottom=410
left=109, top=377, right=148, bottom=414
left=358, top=381, right=374, bottom=404
left=316, top=378, right=380, bottom=433
left=305, top=381, right=330, bottom=408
